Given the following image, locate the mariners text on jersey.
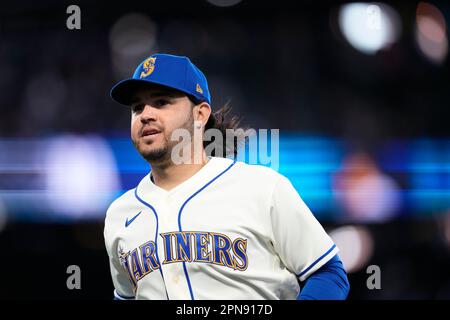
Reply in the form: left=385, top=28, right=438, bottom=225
left=119, top=231, right=248, bottom=288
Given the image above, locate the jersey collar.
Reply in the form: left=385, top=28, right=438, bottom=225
left=135, top=157, right=234, bottom=202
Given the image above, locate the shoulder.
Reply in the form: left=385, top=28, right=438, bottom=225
left=211, top=157, right=288, bottom=193
left=231, top=158, right=285, bottom=185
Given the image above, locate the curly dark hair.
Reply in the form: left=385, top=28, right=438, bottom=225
left=188, top=95, right=248, bottom=159
left=203, top=103, right=249, bottom=158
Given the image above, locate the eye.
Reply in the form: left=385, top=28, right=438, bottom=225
left=154, top=99, right=169, bottom=107
left=131, top=103, right=144, bottom=113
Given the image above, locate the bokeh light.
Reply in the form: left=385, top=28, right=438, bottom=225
left=329, top=225, right=374, bottom=273
left=109, top=13, right=158, bottom=79
left=334, top=152, right=402, bottom=222
left=206, top=0, right=243, bottom=7
left=21, top=71, right=67, bottom=134
left=43, top=135, right=120, bottom=219
left=415, top=2, right=448, bottom=64
left=338, top=2, right=401, bottom=55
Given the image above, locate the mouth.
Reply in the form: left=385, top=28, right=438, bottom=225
left=141, top=128, right=162, bottom=138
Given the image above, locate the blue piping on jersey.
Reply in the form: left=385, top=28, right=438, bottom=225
left=114, top=289, right=135, bottom=300
left=297, top=244, right=337, bottom=278
left=134, top=187, right=169, bottom=299
left=178, top=160, right=237, bottom=300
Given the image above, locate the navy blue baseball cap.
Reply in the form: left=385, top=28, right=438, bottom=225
left=110, top=53, right=211, bottom=106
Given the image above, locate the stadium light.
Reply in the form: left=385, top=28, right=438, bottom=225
left=338, top=2, right=401, bottom=55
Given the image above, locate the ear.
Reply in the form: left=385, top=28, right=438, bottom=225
left=193, top=102, right=212, bottom=128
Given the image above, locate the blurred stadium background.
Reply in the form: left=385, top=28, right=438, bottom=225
left=0, top=0, right=449, bottom=299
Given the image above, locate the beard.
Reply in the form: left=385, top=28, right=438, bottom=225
left=132, top=112, right=195, bottom=164
left=137, top=143, right=170, bottom=163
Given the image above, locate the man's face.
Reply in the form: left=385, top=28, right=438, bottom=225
left=129, top=84, right=195, bottom=163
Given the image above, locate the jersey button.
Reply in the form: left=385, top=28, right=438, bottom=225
left=173, top=275, right=180, bottom=284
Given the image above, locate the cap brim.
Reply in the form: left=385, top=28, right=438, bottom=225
left=110, top=79, right=156, bottom=106
left=110, top=78, right=202, bottom=106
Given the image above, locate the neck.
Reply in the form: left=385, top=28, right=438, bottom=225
left=150, top=151, right=209, bottom=191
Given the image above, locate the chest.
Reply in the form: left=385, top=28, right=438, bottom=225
left=116, top=187, right=271, bottom=276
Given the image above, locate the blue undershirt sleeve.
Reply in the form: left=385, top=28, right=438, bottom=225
left=297, top=254, right=350, bottom=300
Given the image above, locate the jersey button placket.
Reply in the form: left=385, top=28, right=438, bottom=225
left=165, top=193, right=192, bottom=299
left=155, top=195, right=169, bottom=298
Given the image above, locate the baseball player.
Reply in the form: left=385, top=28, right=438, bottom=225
left=104, top=53, right=350, bottom=300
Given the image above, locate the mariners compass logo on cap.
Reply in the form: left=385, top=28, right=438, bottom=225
left=139, top=57, right=156, bottom=78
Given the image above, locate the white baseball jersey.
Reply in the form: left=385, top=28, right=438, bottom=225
left=104, top=156, right=338, bottom=300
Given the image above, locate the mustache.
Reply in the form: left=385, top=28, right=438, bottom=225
left=139, top=124, right=164, bottom=136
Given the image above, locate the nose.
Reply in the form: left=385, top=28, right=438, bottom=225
left=139, top=104, right=158, bottom=124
